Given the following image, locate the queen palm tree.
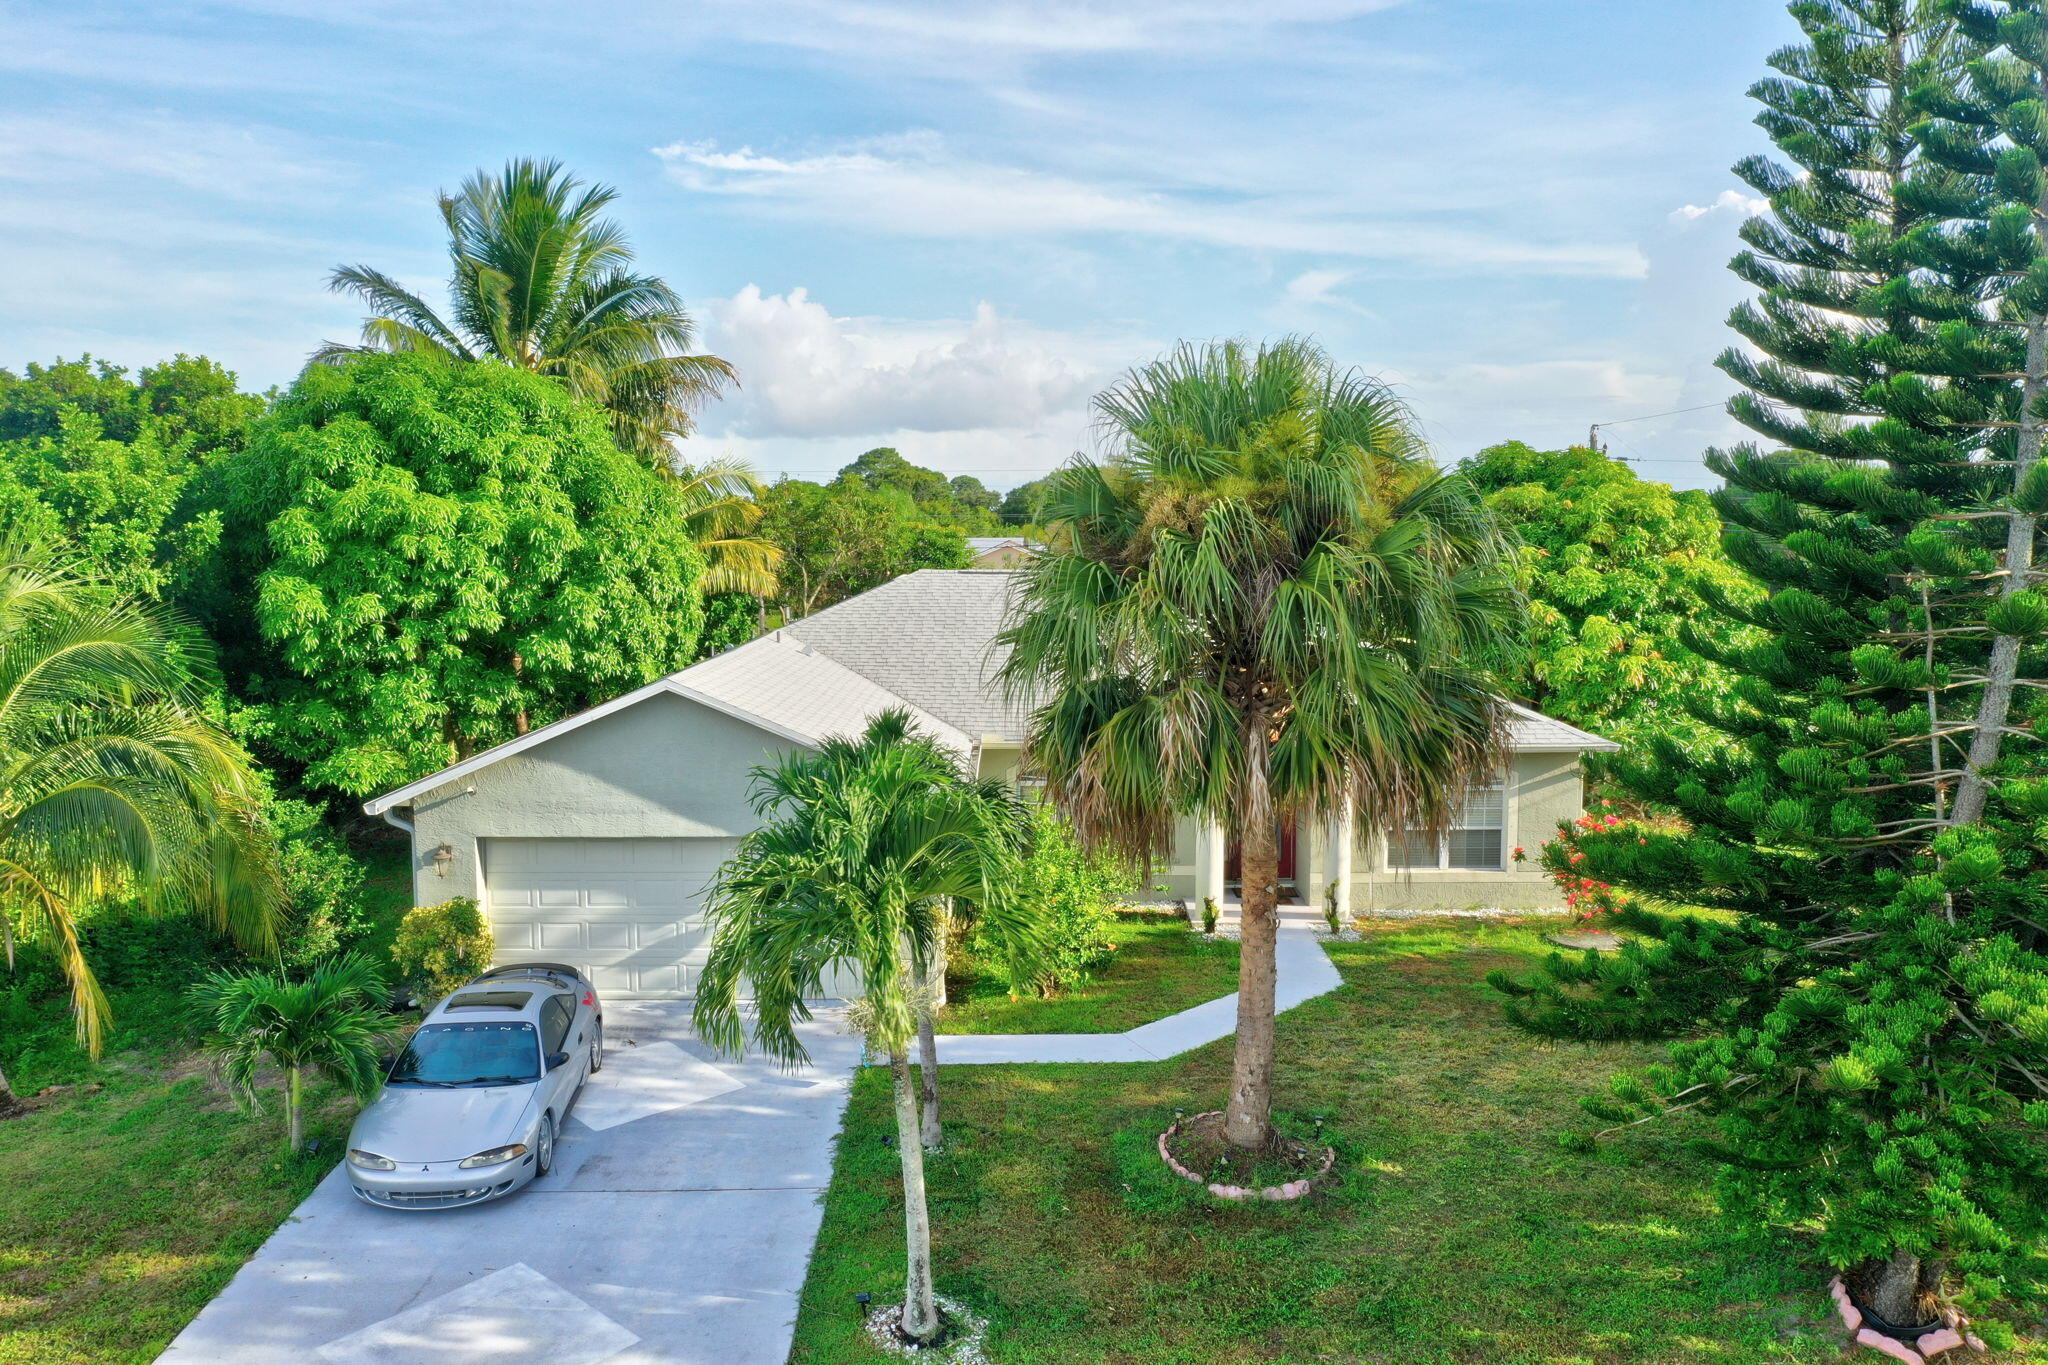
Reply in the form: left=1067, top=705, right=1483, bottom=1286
left=693, top=711, right=1034, bottom=1346
left=191, top=951, right=395, bottom=1152
left=999, top=337, right=1523, bottom=1152
left=0, top=538, right=280, bottom=1078
left=675, top=457, right=783, bottom=597
left=317, top=158, right=736, bottom=462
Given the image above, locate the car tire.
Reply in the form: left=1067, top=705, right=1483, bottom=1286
left=589, top=1021, right=603, bottom=1074
left=534, top=1112, right=557, bottom=1178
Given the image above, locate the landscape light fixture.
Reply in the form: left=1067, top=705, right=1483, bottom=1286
left=855, top=1291, right=873, bottom=1317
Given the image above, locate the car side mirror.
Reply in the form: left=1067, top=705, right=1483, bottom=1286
left=546, top=1051, right=571, bottom=1071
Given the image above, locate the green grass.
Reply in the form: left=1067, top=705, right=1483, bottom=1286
left=793, top=917, right=2046, bottom=1364
left=0, top=1047, right=357, bottom=1365
left=0, top=832, right=410, bottom=1365
left=939, top=911, right=1240, bottom=1035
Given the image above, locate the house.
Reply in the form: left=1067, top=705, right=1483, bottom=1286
left=364, top=570, right=1617, bottom=998
left=964, top=536, right=1038, bottom=568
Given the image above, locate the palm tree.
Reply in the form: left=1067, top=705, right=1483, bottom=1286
left=317, top=158, right=736, bottom=462
left=675, top=457, right=783, bottom=597
left=191, top=951, right=395, bottom=1152
left=693, top=711, right=1033, bottom=1346
left=998, top=337, right=1522, bottom=1152
left=0, top=538, right=280, bottom=1071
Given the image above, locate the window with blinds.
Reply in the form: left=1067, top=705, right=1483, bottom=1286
left=1386, top=779, right=1507, bottom=872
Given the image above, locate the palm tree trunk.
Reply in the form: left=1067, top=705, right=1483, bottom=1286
left=286, top=1064, right=304, bottom=1153
left=1223, top=747, right=1280, bottom=1151
left=888, top=1045, right=942, bottom=1342
left=915, top=1003, right=942, bottom=1150
left=0, top=1057, right=16, bottom=1113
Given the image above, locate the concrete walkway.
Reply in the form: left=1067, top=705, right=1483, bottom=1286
left=928, top=904, right=1343, bottom=1064
left=160, top=1007, right=861, bottom=1365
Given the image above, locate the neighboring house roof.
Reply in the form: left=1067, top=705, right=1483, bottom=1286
left=364, top=568, right=1617, bottom=814
left=965, top=537, right=1036, bottom=552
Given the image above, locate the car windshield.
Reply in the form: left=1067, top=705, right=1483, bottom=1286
left=387, top=1022, right=540, bottom=1087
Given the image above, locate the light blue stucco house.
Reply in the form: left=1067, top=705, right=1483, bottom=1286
left=365, top=570, right=1616, bottom=999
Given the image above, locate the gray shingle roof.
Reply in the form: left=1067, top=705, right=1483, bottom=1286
left=779, top=570, right=1027, bottom=740
left=675, top=631, right=975, bottom=757
left=1505, top=702, right=1619, bottom=751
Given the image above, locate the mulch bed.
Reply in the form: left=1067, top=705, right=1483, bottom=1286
left=1160, top=1110, right=1333, bottom=1200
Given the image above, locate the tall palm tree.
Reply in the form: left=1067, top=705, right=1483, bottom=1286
left=191, top=951, right=395, bottom=1152
left=999, top=337, right=1523, bottom=1152
left=317, top=158, right=736, bottom=462
left=675, top=457, right=783, bottom=597
left=0, top=539, right=280, bottom=1075
left=693, top=711, right=1034, bottom=1346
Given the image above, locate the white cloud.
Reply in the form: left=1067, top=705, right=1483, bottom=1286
left=700, top=285, right=1145, bottom=442
left=1671, top=189, right=1769, bottom=223
left=691, top=0, right=1416, bottom=61
left=655, top=134, right=1647, bottom=277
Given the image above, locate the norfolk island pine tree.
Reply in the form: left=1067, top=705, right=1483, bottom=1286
left=998, top=337, right=1523, bottom=1152
left=1492, top=0, right=2048, bottom=1334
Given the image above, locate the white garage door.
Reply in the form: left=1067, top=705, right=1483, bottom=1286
left=481, top=837, right=738, bottom=999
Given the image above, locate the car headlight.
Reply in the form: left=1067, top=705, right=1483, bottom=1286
left=348, top=1149, right=397, bottom=1171
left=458, top=1143, right=529, bottom=1169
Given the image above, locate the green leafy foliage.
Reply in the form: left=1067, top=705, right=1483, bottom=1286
left=695, top=591, right=758, bottom=661
left=0, top=355, right=264, bottom=600
left=1460, top=441, right=1756, bottom=756
left=206, top=353, right=706, bottom=797
left=266, top=794, right=372, bottom=972
left=1492, top=1, right=2048, bottom=1325
left=390, top=898, right=494, bottom=1003
left=969, top=804, right=1134, bottom=997
left=759, top=472, right=971, bottom=619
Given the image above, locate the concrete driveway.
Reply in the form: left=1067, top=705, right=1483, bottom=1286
left=160, top=1004, right=858, bottom=1365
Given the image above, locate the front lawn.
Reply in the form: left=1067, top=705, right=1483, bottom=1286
left=793, top=917, right=2048, bottom=1364
left=940, top=910, right=1239, bottom=1034
left=0, top=1051, right=354, bottom=1365
left=0, top=836, right=410, bottom=1365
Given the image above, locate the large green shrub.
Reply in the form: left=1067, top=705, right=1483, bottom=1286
left=268, top=795, right=372, bottom=971
left=390, top=898, right=494, bottom=1003
left=973, top=805, right=1133, bottom=997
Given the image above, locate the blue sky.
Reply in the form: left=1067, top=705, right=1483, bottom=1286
left=0, top=1, right=1796, bottom=491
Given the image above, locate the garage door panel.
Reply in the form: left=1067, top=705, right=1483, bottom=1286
left=482, top=837, right=737, bottom=999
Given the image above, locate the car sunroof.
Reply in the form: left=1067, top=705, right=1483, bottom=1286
left=443, top=990, right=533, bottom=1011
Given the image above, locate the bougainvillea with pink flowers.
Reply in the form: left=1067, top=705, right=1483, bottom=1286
left=1513, top=803, right=1633, bottom=922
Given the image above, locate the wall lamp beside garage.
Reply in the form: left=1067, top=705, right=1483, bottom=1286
left=431, top=843, right=455, bottom=877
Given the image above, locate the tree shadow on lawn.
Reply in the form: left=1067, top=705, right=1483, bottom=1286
left=792, top=919, right=2047, bottom=1364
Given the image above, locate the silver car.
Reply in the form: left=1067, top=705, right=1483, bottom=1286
left=345, top=963, right=603, bottom=1210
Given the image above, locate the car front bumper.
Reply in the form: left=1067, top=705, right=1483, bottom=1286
left=347, top=1153, right=538, bottom=1211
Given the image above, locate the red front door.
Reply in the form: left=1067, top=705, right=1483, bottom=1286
left=1225, top=820, right=1298, bottom=885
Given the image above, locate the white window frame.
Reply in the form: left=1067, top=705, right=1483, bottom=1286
left=1384, top=775, right=1509, bottom=873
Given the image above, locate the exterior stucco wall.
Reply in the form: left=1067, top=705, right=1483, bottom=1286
left=399, top=692, right=806, bottom=908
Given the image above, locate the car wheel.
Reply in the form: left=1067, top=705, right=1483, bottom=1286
left=589, top=1021, right=603, bottom=1074
left=534, top=1112, right=556, bottom=1177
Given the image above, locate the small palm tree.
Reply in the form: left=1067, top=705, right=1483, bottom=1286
left=317, top=158, right=736, bottom=462
left=190, top=951, right=396, bottom=1152
left=1000, top=337, right=1522, bottom=1152
left=694, top=711, right=1034, bottom=1346
left=675, top=457, right=783, bottom=597
left=0, top=539, right=280, bottom=1067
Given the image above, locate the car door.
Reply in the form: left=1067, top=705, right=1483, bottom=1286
left=538, top=994, right=578, bottom=1111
